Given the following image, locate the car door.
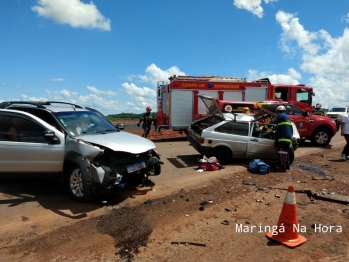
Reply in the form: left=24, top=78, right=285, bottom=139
left=0, top=111, right=65, bottom=174
left=246, top=122, right=278, bottom=160
left=286, top=105, right=310, bottom=138
left=211, top=121, right=250, bottom=158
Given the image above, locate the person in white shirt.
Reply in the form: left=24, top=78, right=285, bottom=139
left=341, top=114, right=349, bottom=160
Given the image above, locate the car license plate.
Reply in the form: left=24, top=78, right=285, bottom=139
left=127, top=161, right=146, bottom=173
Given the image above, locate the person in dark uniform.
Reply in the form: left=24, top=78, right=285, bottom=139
left=312, top=103, right=324, bottom=116
left=263, top=105, right=293, bottom=172
left=137, top=106, right=154, bottom=138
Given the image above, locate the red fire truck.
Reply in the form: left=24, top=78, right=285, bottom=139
left=156, top=75, right=315, bottom=133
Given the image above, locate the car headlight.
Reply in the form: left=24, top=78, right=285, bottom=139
left=332, top=120, right=336, bottom=125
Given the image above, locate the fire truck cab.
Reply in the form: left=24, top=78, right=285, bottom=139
left=156, top=75, right=315, bottom=133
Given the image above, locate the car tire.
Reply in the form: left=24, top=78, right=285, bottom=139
left=66, top=165, right=87, bottom=202
left=210, top=146, right=232, bottom=165
left=311, top=128, right=331, bottom=147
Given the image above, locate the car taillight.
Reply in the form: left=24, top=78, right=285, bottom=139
left=196, top=135, right=205, bottom=144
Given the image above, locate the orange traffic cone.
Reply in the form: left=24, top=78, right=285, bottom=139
left=266, top=184, right=307, bottom=247
left=156, top=101, right=165, bottom=125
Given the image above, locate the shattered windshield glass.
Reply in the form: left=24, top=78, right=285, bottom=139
left=54, top=111, right=117, bottom=136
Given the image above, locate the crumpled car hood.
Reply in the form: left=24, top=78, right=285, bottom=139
left=78, top=131, right=156, bottom=154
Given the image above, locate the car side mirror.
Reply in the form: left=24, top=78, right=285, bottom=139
left=44, top=129, right=55, bottom=139
left=116, top=123, right=125, bottom=130
left=302, top=112, right=309, bottom=117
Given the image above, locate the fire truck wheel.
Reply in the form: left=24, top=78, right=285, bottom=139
left=210, top=146, right=232, bottom=165
left=311, top=128, right=331, bottom=147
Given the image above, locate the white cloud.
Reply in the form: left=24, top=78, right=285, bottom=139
left=234, top=0, right=264, bottom=18
left=121, top=83, right=157, bottom=109
left=127, top=63, right=185, bottom=87
left=21, top=94, right=47, bottom=102
left=86, top=86, right=117, bottom=96
left=122, top=83, right=156, bottom=98
left=10, top=64, right=184, bottom=115
left=275, top=11, right=349, bottom=109
left=342, top=13, right=349, bottom=23
left=301, top=28, right=349, bottom=78
left=308, top=75, right=349, bottom=108
left=48, top=78, right=64, bottom=82
left=31, top=0, right=111, bottom=31
left=122, top=64, right=185, bottom=110
left=264, top=0, right=277, bottom=3
left=276, top=11, right=319, bottom=55
left=247, top=68, right=301, bottom=84
left=233, top=0, right=277, bottom=18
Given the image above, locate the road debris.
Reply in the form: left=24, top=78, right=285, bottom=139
left=312, top=176, right=335, bottom=181
left=171, top=241, right=206, bottom=247
left=267, top=186, right=349, bottom=204
left=221, top=220, right=229, bottom=225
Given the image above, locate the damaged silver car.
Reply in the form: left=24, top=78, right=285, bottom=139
left=0, top=101, right=162, bottom=202
left=187, top=95, right=300, bottom=165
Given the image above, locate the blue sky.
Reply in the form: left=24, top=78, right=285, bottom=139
left=1, top=0, right=348, bottom=115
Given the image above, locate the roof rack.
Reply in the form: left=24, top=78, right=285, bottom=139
left=0, top=101, right=84, bottom=110
left=44, top=101, right=84, bottom=109
left=0, top=101, right=46, bottom=109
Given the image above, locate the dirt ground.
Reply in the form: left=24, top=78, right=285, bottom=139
left=1, top=127, right=349, bottom=262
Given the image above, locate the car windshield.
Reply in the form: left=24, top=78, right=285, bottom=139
left=329, top=108, right=346, bottom=112
left=261, top=104, right=303, bottom=116
left=54, top=111, right=117, bottom=136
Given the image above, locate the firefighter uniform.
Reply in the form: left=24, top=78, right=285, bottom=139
left=264, top=106, right=293, bottom=172
left=138, top=106, right=154, bottom=138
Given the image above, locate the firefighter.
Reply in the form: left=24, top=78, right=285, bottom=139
left=242, top=107, right=251, bottom=115
left=137, top=106, right=154, bottom=138
left=312, top=103, right=324, bottom=116
left=263, top=105, right=293, bottom=172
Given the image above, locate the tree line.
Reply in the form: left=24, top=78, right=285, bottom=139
left=106, top=112, right=157, bottom=121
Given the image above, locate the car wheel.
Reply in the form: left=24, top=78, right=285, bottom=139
left=66, top=165, right=87, bottom=202
left=311, top=128, right=331, bottom=147
left=210, top=146, right=232, bottom=165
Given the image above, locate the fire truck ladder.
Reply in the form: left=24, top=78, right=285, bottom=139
left=170, top=75, right=247, bottom=82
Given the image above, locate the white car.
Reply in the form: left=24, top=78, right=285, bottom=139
left=187, top=95, right=300, bottom=165
left=326, top=106, right=349, bottom=131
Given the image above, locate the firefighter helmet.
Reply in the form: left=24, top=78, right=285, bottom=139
left=242, top=107, right=250, bottom=114
left=276, top=105, right=286, bottom=112
left=146, top=106, right=152, bottom=112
